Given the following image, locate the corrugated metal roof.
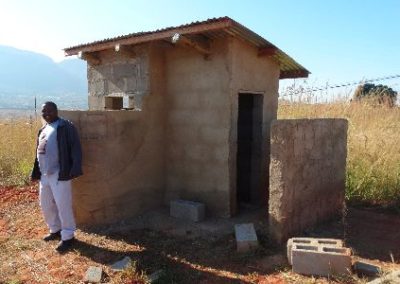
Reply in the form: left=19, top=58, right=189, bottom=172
left=64, top=17, right=309, bottom=79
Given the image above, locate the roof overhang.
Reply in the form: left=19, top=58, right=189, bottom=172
left=64, top=17, right=310, bottom=79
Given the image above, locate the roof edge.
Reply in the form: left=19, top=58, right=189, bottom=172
left=64, top=17, right=233, bottom=56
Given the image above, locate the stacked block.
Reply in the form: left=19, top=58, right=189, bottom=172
left=287, top=238, right=351, bottom=277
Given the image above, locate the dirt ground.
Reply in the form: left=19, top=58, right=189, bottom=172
left=1, top=186, right=399, bottom=284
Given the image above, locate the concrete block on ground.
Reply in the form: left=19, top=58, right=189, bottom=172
left=83, top=266, right=102, bottom=283
left=148, top=269, right=164, bottom=283
left=234, top=223, right=259, bottom=253
left=110, top=256, right=132, bottom=271
left=291, top=244, right=352, bottom=277
left=170, top=199, right=205, bottom=222
left=353, top=261, right=382, bottom=277
left=287, top=237, right=343, bottom=265
left=367, top=270, right=400, bottom=284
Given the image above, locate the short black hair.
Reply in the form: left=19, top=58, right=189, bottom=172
left=43, top=101, right=58, bottom=110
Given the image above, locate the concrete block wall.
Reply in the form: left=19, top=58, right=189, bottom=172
left=87, top=46, right=150, bottom=110
left=61, top=110, right=165, bottom=225
left=164, top=38, right=232, bottom=217
left=269, top=119, right=348, bottom=243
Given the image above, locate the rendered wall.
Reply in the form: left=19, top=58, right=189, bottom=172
left=63, top=36, right=282, bottom=223
left=60, top=43, right=166, bottom=225
left=229, top=38, right=280, bottom=213
left=164, top=39, right=232, bottom=217
left=269, top=119, right=348, bottom=243
left=164, top=37, right=280, bottom=217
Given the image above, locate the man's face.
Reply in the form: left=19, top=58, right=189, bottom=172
left=41, top=104, right=58, bottom=123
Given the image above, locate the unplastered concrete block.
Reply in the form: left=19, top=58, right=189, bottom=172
left=291, top=244, right=351, bottom=277
left=287, top=238, right=344, bottom=265
left=170, top=199, right=205, bottom=222
left=353, top=260, right=382, bottom=277
left=234, top=223, right=259, bottom=253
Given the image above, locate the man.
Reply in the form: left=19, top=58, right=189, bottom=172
left=31, top=101, right=82, bottom=253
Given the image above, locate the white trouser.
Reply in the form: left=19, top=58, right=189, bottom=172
left=39, top=173, right=76, bottom=241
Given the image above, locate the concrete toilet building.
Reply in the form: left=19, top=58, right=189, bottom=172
left=63, top=17, right=309, bottom=225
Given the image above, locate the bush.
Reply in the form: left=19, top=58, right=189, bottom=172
left=353, top=83, right=397, bottom=107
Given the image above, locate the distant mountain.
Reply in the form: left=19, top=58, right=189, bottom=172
left=0, top=45, right=87, bottom=109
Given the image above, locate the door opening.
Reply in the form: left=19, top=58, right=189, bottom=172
left=236, top=93, right=263, bottom=208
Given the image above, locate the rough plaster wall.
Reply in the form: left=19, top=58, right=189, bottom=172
left=87, top=46, right=150, bottom=110
left=268, top=119, right=348, bottom=243
left=59, top=44, right=166, bottom=225
left=164, top=38, right=232, bottom=217
left=229, top=38, right=280, bottom=211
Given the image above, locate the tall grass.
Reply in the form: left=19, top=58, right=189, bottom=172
left=279, top=102, right=400, bottom=208
left=0, top=118, right=40, bottom=186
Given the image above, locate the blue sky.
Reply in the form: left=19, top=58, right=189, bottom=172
left=1, top=0, right=399, bottom=96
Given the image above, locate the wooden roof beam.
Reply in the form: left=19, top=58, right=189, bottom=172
left=78, top=51, right=101, bottom=65
left=171, top=33, right=211, bottom=58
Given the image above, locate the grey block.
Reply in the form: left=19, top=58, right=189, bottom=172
left=148, top=269, right=164, bottom=283
left=83, top=266, right=102, bottom=283
left=287, top=237, right=344, bottom=265
left=170, top=200, right=205, bottom=222
left=234, top=223, right=258, bottom=252
left=368, top=270, right=400, bottom=284
left=110, top=256, right=132, bottom=271
left=354, top=261, right=382, bottom=277
left=292, top=244, right=351, bottom=277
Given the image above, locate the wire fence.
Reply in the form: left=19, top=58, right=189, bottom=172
left=279, top=74, right=400, bottom=103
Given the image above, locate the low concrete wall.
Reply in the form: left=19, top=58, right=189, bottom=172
left=268, top=119, right=348, bottom=243
left=60, top=110, right=165, bottom=225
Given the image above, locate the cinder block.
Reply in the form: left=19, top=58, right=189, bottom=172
left=367, top=270, right=400, bottom=284
left=234, top=223, right=259, bottom=253
left=170, top=199, right=205, bottom=222
left=291, top=244, right=351, bottom=276
left=353, top=261, right=382, bottom=277
left=287, top=238, right=343, bottom=265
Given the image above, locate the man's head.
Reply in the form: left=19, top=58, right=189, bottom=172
left=41, top=101, right=58, bottom=123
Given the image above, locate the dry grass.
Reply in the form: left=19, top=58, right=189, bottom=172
left=279, top=101, right=400, bottom=209
left=0, top=117, right=40, bottom=186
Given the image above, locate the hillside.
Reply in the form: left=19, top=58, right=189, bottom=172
left=0, top=45, right=87, bottom=109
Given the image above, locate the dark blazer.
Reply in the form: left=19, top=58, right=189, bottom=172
left=31, top=118, right=83, bottom=181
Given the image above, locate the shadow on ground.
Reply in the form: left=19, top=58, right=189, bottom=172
left=77, top=206, right=400, bottom=283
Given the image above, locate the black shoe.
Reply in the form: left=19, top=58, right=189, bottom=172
left=55, top=238, right=75, bottom=253
left=43, top=231, right=61, bottom=241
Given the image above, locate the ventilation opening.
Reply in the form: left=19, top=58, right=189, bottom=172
left=236, top=93, right=263, bottom=209
left=104, top=96, right=137, bottom=110
left=105, top=97, right=123, bottom=110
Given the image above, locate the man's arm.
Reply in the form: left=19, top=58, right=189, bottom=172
left=68, top=123, right=83, bottom=179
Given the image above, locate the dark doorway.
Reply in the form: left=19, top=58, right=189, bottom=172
left=236, top=93, right=263, bottom=206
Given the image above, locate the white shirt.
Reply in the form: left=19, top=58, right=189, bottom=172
left=37, top=120, right=60, bottom=175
